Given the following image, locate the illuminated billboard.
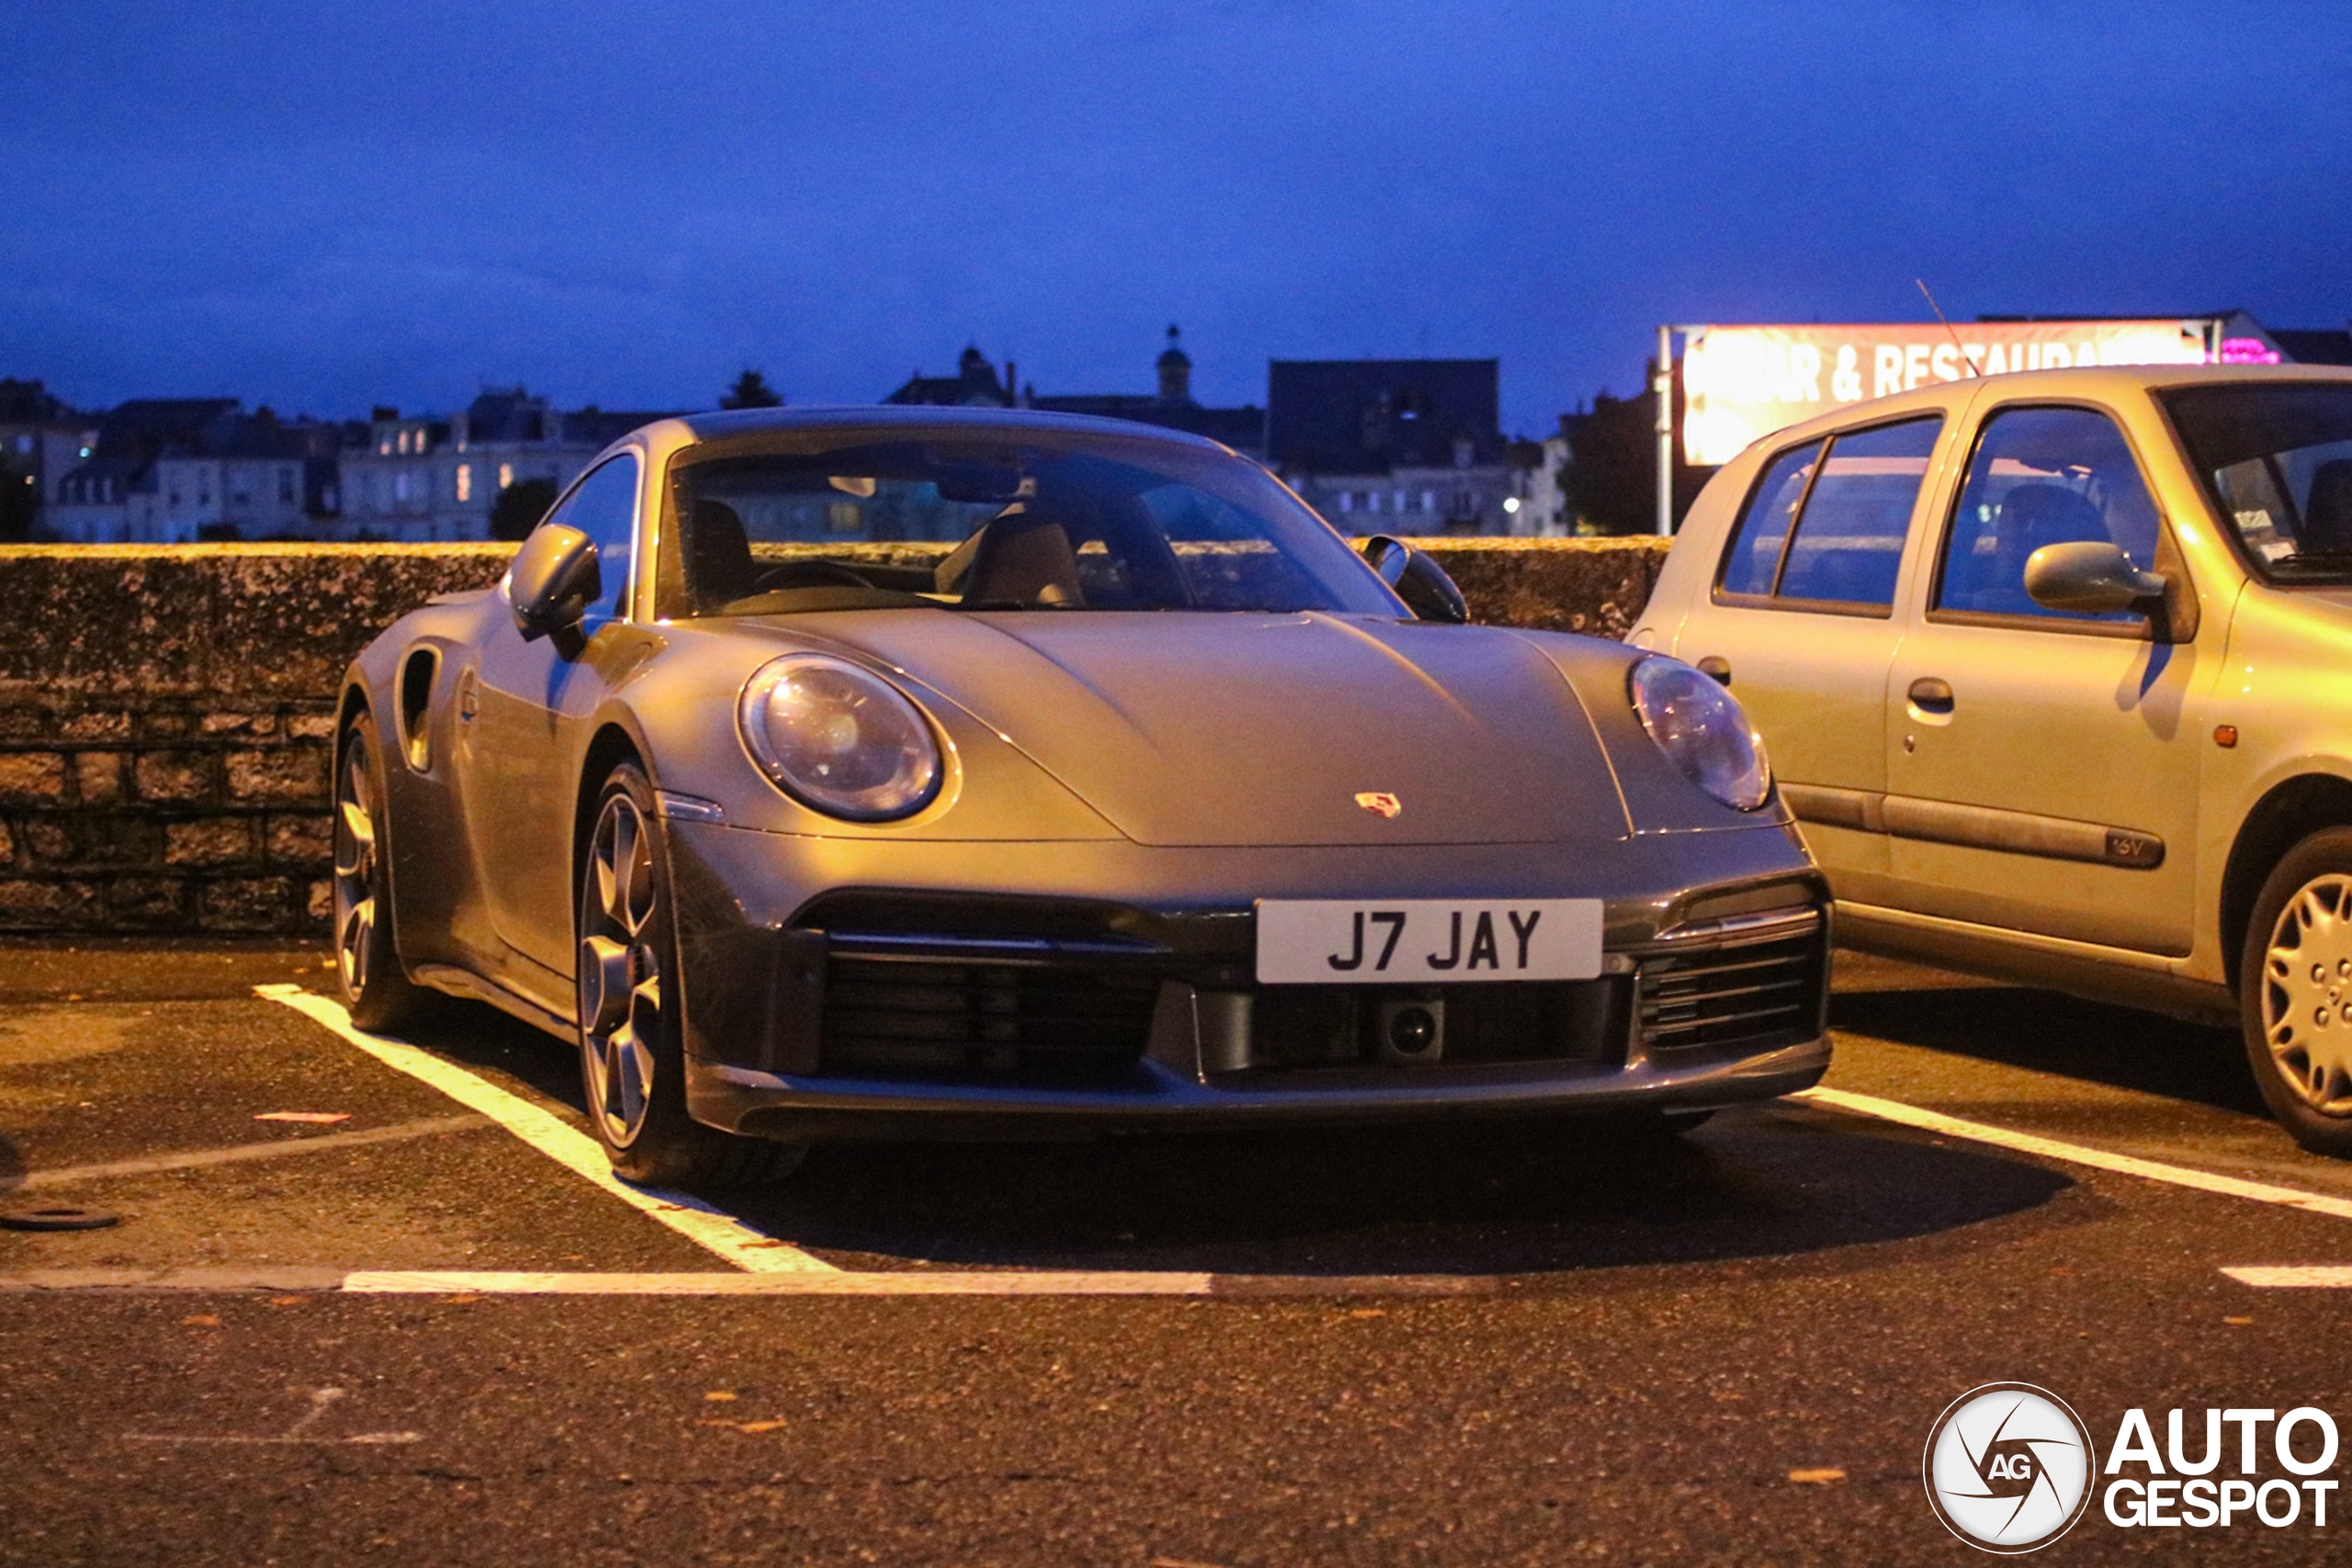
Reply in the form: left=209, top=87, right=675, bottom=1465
left=1679, top=320, right=2214, bottom=465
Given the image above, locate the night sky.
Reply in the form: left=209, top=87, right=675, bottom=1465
left=6, top=1, right=2346, bottom=434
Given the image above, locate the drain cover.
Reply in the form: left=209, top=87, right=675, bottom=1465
left=0, top=1205, right=121, bottom=1232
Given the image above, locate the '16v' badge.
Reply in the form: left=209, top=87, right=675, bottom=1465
left=1354, top=792, right=1402, bottom=818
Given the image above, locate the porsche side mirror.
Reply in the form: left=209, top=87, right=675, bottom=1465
left=1361, top=535, right=1469, bottom=624
left=2023, top=541, right=2169, bottom=621
left=510, top=524, right=602, bottom=642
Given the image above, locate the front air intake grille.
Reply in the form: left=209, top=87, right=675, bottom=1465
left=1637, top=917, right=1826, bottom=1055
left=818, top=955, right=1159, bottom=1077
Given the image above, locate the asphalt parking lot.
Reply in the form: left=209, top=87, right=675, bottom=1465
left=6, top=943, right=2352, bottom=1565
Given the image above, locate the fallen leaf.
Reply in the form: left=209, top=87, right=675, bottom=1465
left=1789, top=1468, right=1846, bottom=1484
left=704, top=1392, right=739, bottom=1402
left=255, top=1112, right=351, bottom=1124
left=181, top=1314, right=220, bottom=1327
left=441, top=1293, right=481, bottom=1304
left=2224, top=1316, right=2253, bottom=1325
left=268, top=1295, right=308, bottom=1306
left=1347, top=1309, right=1385, bottom=1319
left=737, top=1420, right=786, bottom=1434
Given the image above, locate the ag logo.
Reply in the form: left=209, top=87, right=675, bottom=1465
left=1923, top=1383, right=2097, bottom=1553
left=1354, top=791, right=1402, bottom=818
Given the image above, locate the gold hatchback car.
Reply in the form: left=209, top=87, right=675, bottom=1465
left=1635, top=364, right=2352, bottom=1155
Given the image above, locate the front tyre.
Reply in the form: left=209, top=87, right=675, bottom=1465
left=577, top=763, right=797, bottom=1190
left=2241, top=828, right=2352, bottom=1158
left=334, top=709, right=432, bottom=1032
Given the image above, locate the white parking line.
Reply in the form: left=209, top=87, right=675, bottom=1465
left=343, top=1269, right=1216, bottom=1296
left=255, top=985, right=839, bottom=1275
left=1793, top=1086, right=2352, bottom=1222
left=0, top=1267, right=1494, bottom=1296
left=2221, top=1267, right=2352, bottom=1288
left=18, top=1114, right=489, bottom=1190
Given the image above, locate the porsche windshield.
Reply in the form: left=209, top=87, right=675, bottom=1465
left=2160, top=382, right=2352, bottom=583
left=659, top=434, right=1401, bottom=618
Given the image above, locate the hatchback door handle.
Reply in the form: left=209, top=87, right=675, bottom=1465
left=1695, top=655, right=1732, bottom=686
left=1907, top=676, right=1954, bottom=713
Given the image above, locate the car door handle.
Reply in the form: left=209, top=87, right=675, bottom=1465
left=1906, top=677, right=1954, bottom=714
left=1694, top=656, right=1732, bottom=686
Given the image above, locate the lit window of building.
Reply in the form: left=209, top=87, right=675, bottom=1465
left=498, top=463, right=514, bottom=491
left=456, top=463, right=471, bottom=502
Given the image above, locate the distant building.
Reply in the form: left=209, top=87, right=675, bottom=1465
left=885, top=329, right=1267, bottom=456
left=1265, top=358, right=1526, bottom=535
left=885, top=346, right=1019, bottom=410
left=0, top=379, right=96, bottom=540
left=332, top=389, right=680, bottom=541
left=47, top=400, right=337, bottom=543
left=1515, top=423, right=1574, bottom=538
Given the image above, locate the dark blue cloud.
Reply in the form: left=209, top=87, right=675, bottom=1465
left=4, top=1, right=2346, bottom=432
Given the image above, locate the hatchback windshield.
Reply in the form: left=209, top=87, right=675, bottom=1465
left=658, top=431, right=1402, bottom=619
left=2160, top=382, right=2352, bottom=582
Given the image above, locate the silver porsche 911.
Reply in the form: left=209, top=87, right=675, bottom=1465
left=334, top=406, right=1829, bottom=1187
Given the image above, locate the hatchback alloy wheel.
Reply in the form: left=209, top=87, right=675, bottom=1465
left=2259, top=871, right=2352, bottom=1117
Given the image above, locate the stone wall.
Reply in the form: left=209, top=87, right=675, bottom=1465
left=0, top=536, right=1668, bottom=933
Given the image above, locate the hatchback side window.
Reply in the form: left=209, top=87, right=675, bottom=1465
left=1714, top=414, right=1941, bottom=612
left=1935, top=407, right=2160, bottom=624
left=539, top=455, right=640, bottom=628
left=1717, top=441, right=1818, bottom=598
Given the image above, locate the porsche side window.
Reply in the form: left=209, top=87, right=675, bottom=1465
left=1936, top=407, right=2161, bottom=624
left=1718, top=441, right=1819, bottom=598
left=1715, top=415, right=1939, bottom=612
left=543, top=455, right=639, bottom=627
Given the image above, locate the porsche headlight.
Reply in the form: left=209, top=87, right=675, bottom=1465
left=1628, top=656, right=1771, bottom=811
left=738, top=655, right=943, bottom=820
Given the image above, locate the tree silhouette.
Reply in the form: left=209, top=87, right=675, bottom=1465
left=720, top=369, right=784, bottom=410
left=489, top=477, right=560, bottom=541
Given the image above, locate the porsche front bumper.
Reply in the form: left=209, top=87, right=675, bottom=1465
left=663, top=819, right=1832, bottom=1139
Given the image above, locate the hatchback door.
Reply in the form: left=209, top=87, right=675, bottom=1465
left=1881, top=400, right=2206, bottom=954
left=1672, top=408, right=1961, bottom=905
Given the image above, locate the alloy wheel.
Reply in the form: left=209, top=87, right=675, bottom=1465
left=580, top=793, right=664, bottom=1149
left=2260, top=872, right=2352, bottom=1116
left=332, top=733, right=379, bottom=998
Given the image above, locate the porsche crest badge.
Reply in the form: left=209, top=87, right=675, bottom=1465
left=1354, top=791, right=1403, bottom=818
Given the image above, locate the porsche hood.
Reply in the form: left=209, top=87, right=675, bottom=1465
left=798, top=611, right=1634, bottom=848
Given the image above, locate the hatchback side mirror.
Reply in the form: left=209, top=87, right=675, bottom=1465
left=510, top=524, right=602, bottom=641
left=1361, top=535, right=1469, bottom=624
left=2023, top=541, right=2169, bottom=619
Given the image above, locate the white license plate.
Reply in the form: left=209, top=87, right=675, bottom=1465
left=1254, top=898, right=1603, bottom=986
